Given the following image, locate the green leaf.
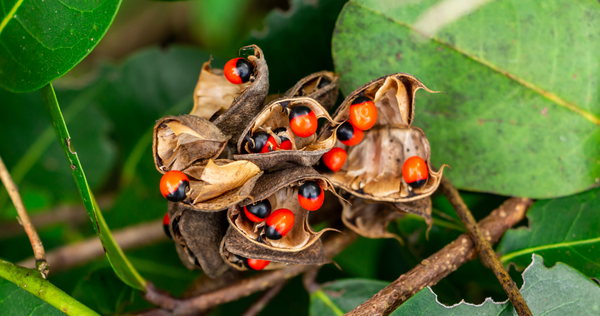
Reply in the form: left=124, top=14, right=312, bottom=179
left=332, top=0, right=600, bottom=198
left=498, top=187, right=600, bottom=278
left=247, top=0, right=348, bottom=94
left=393, top=254, right=600, bottom=315
left=41, top=83, right=145, bottom=291
left=0, top=0, right=122, bottom=92
left=0, top=260, right=100, bottom=316
left=310, top=279, right=388, bottom=316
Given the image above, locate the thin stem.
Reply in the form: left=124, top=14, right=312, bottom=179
left=440, top=177, right=532, bottom=316
left=346, top=197, right=533, bottom=316
left=0, top=155, right=48, bottom=278
left=241, top=281, right=287, bottom=316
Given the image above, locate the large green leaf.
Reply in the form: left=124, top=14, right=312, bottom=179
left=332, top=0, right=600, bottom=198
left=0, top=260, right=99, bottom=316
left=310, top=279, right=388, bottom=316
left=41, top=83, right=145, bottom=291
left=0, top=0, right=122, bottom=92
left=498, top=187, right=600, bottom=278
left=247, top=0, right=348, bottom=94
left=393, top=254, right=600, bottom=315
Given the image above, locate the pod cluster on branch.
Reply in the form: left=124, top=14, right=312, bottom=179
left=151, top=45, right=445, bottom=278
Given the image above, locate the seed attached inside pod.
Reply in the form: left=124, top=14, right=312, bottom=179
left=402, top=156, right=429, bottom=189
left=224, top=57, right=254, bottom=84
left=321, top=147, right=347, bottom=173
left=298, top=181, right=324, bottom=211
left=163, top=213, right=172, bottom=239
left=349, top=96, right=377, bottom=130
left=264, top=209, right=295, bottom=240
left=249, top=131, right=278, bottom=153
left=246, top=258, right=270, bottom=271
left=289, top=105, right=318, bottom=137
left=336, top=121, right=364, bottom=146
left=160, top=170, right=189, bottom=202
left=244, top=199, right=272, bottom=222
left=273, top=127, right=293, bottom=150
left=317, top=78, right=331, bottom=89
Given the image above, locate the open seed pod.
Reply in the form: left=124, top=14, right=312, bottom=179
left=208, top=45, right=270, bottom=144
left=319, top=73, right=446, bottom=203
left=341, top=196, right=433, bottom=241
left=284, top=71, right=340, bottom=111
left=153, top=115, right=230, bottom=173
left=234, top=97, right=339, bottom=170
left=181, top=159, right=263, bottom=212
left=228, top=166, right=338, bottom=252
left=220, top=227, right=329, bottom=271
left=167, top=202, right=229, bottom=278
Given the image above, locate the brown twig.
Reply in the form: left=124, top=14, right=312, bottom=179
left=302, top=266, right=321, bottom=293
left=182, top=269, right=242, bottom=298
left=346, top=197, right=533, bottom=316
left=18, top=219, right=168, bottom=273
left=0, top=155, right=48, bottom=278
left=144, top=230, right=358, bottom=315
left=439, top=177, right=532, bottom=316
left=241, top=281, right=288, bottom=316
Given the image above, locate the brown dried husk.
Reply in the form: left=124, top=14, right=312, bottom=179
left=319, top=73, right=446, bottom=203
left=190, top=60, right=245, bottom=120
left=153, top=115, right=229, bottom=173
left=219, top=227, right=329, bottom=271
left=228, top=166, right=338, bottom=252
left=341, top=196, right=433, bottom=241
left=234, top=97, right=339, bottom=170
left=181, top=159, right=263, bottom=212
left=210, top=45, right=270, bottom=144
left=284, top=71, right=340, bottom=111
left=167, top=202, right=229, bottom=278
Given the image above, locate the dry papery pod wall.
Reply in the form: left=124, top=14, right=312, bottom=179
left=318, top=73, right=446, bottom=230
left=228, top=166, right=339, bottom=253
left=284, top=71, right=339, bottom=111
left=234, top=97, right=340, bottom=170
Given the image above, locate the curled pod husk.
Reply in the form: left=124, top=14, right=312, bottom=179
left=181, top=159, right=263, bottom=212
left=234, top=97, right=339, bottom=170
left=209, top=45, right=270, bottom=144
left=341, top=196, right=433, bottom=241
left=319, top=73, right=446, bottom=203
left=167, top=202, right=229, bottom=278
left=153, top=115, right=230, bottom=173
left=284, top=71, right=340, bottom=111
left=220, top=227, right=330, bottom=271
left=228, top=166, right=338, bottom=252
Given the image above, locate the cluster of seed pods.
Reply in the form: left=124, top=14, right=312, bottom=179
left=152, top=45, right=444, bottom=277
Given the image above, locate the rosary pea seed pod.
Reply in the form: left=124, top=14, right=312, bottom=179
left=220, top=227, right=329, bottom=271
left=153, top=115, right=230, bottom=173
left=167, top=202, right=229, bottom=278
left=181, top=159, right=263, bottom=212
left=228, top=166, right=338, bottom=252
left=284, top=71, right=340, bottom=111
left=234, top=97, right=339, bottom=170
left=318, top=73, right=446, bottom=203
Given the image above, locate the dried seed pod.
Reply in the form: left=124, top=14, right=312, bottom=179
left=167, top=202, right=229, bottom=278
left=319, top=73, right=446, bottom=202
left=153, top=115, right=230, bottom=173
left=220, top=227, right=329, bottom=271
left=181, top=159, right=263, bottom=212
left=235, top=97, right=339, bottom=170
left=189, top=60, right=245, bottom=120
left=210, top=45, right=270, bottom=144
left=341, top=196, right=433, bottom=241
left=284, top=71, right=340, bottom=111
left=228, top=166, right=338, bottom=252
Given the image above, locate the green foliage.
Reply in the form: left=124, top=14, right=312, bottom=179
left=332, top=0, right=600, bottom=198
left=41, top=83, right=146, bottom=291
left=310, top=279, right=388, bottom=315
left=499, top=186, right=600, bottom=278
left=0, top=0, right=122, bottom=92
left=0, top=260, right=99, bottom=316
left=393, top=255, right=600, bottom=315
